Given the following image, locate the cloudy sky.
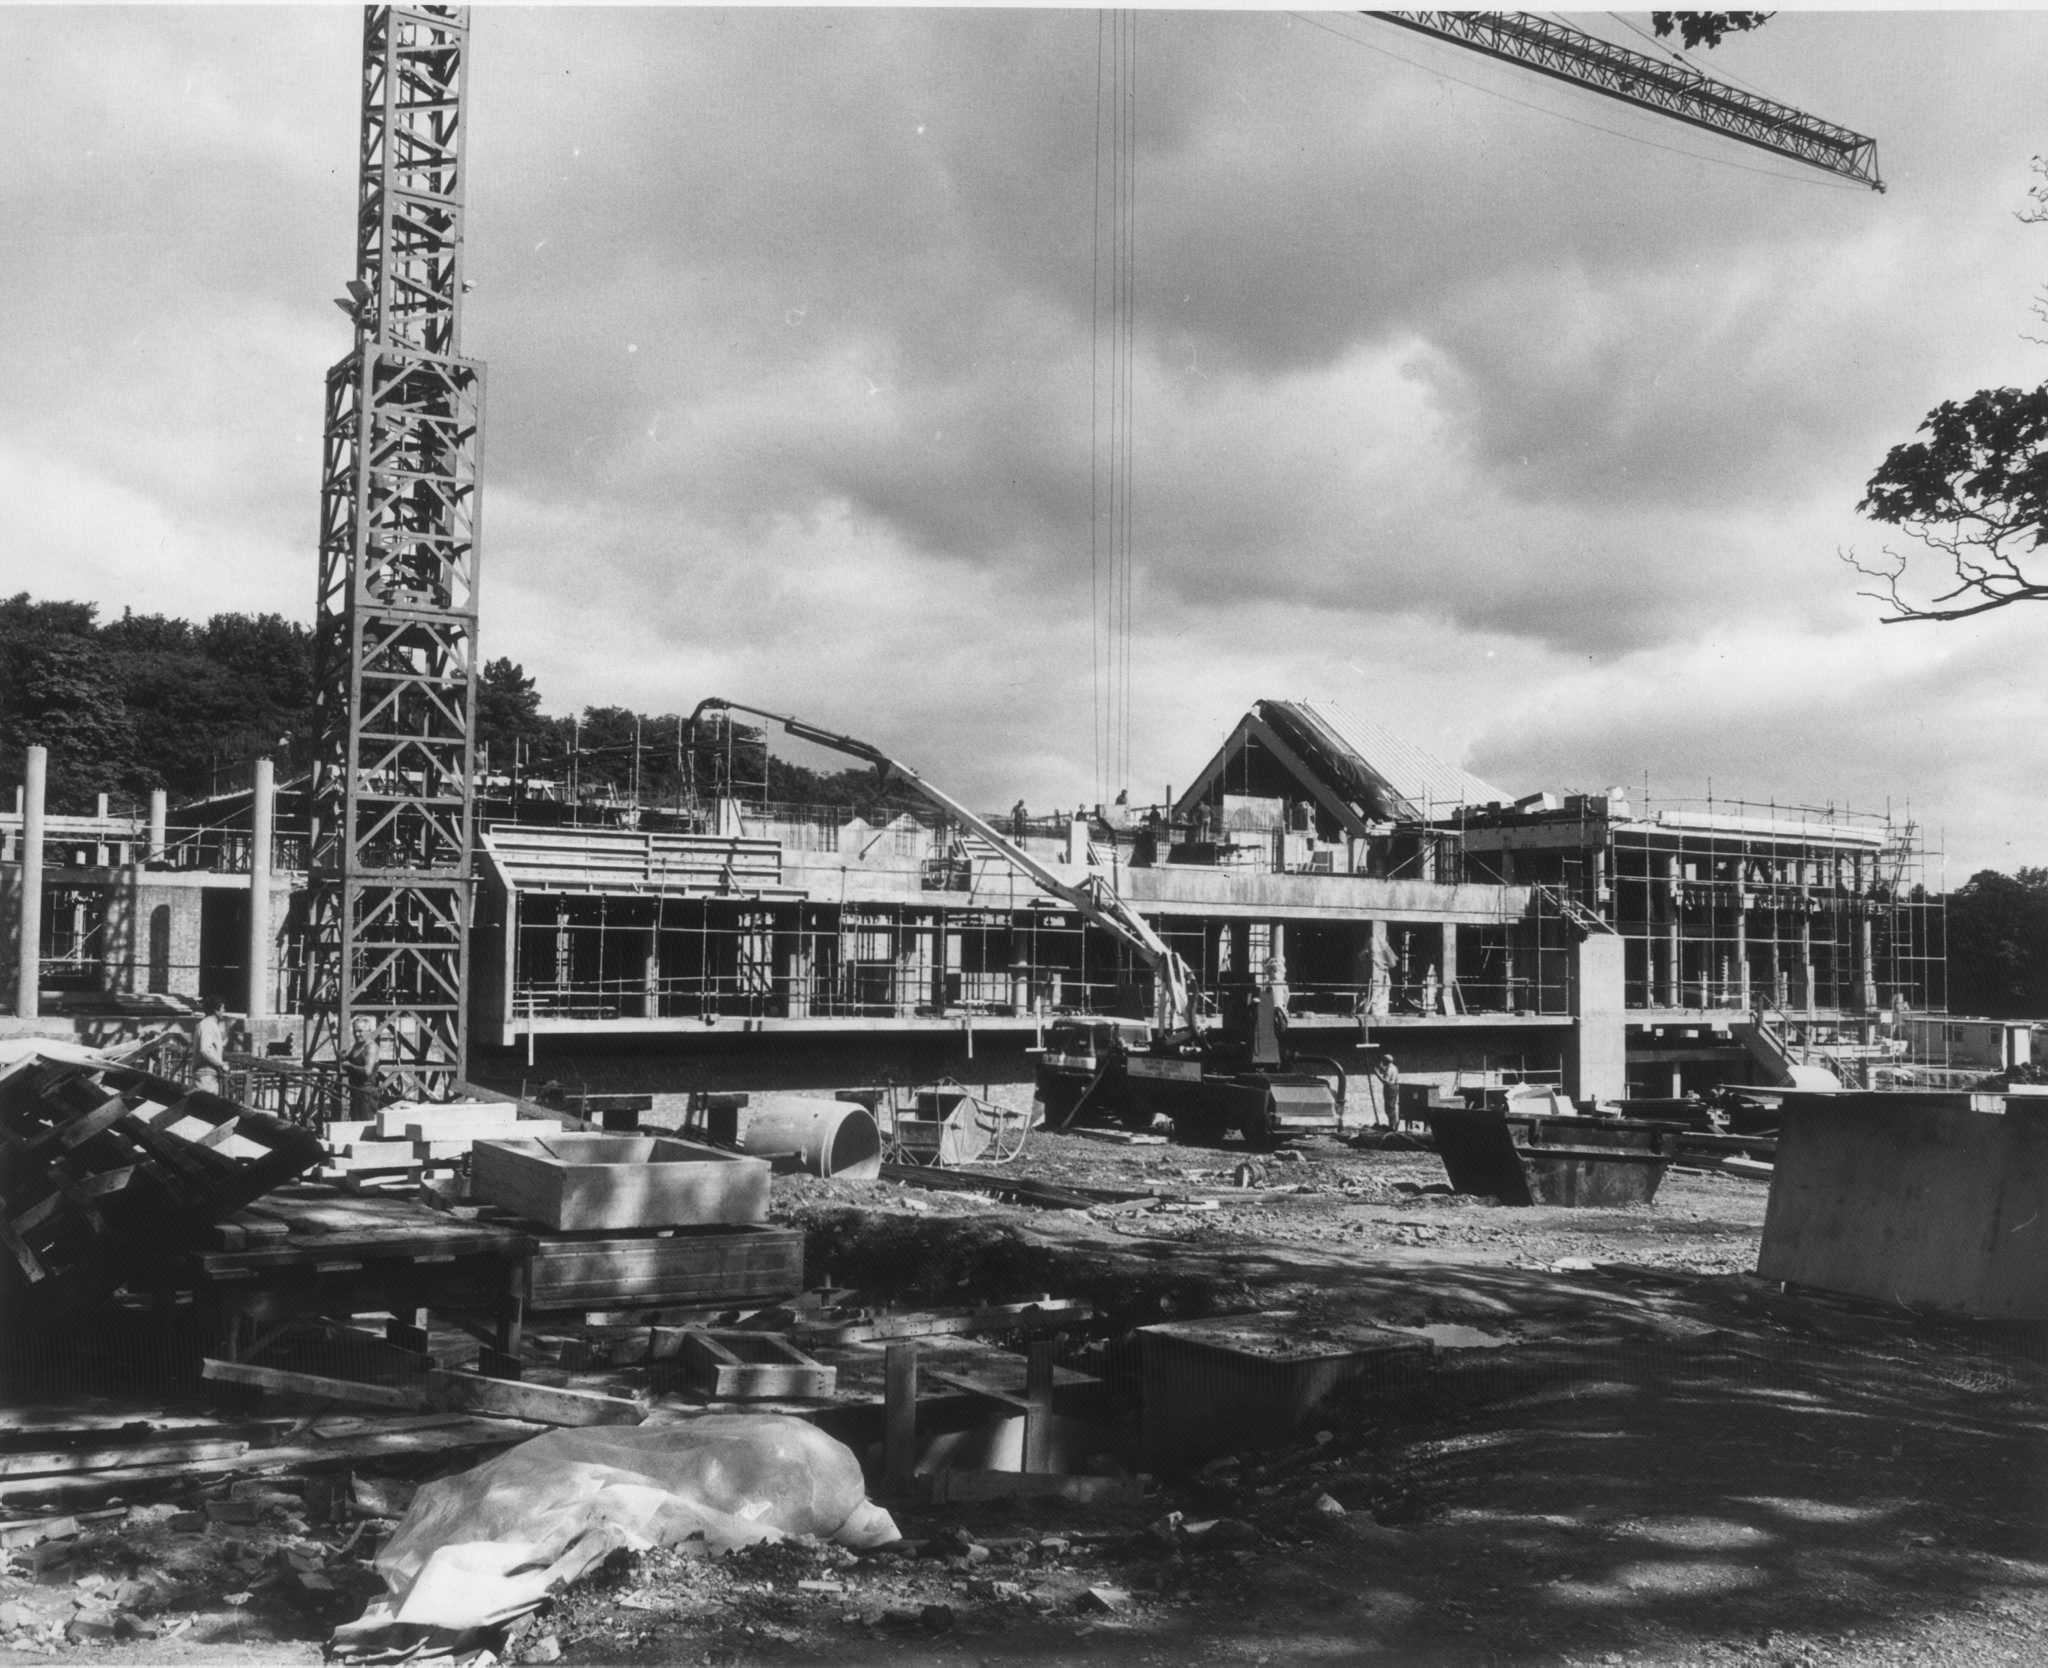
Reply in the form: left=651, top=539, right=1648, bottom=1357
left=4, top=6, right=2045, bottom=880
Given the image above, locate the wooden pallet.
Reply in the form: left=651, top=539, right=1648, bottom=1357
left=0, top=1054, right=323, bottom=1316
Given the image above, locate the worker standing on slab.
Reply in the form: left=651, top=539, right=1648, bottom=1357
left=192, top=996, right=230, bottom=1095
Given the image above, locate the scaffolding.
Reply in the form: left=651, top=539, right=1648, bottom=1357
left=1456, top=794, right=1941, bottom=1021
left=482, top=805, right=1564, bottom=1032
left=1606, top=799, right=1940, bottom=1019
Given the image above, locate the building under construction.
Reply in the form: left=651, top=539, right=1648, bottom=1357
left=1, top=699, right=1946, bottom=1100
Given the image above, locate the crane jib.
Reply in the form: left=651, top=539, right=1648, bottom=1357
left=1370, top=11, right=1883, bottom=192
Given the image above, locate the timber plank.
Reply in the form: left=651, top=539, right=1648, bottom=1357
left=201, top=1359, right=639, bottom=1429
left=678, top=1330, right=836, bottom=1400
left=798, top=1298, right=1095, bottom=1347
left=0, top=1417, right=538, bottom=1507
left=526, top=1224, right=802, bottom=1310
left=201, top=1361, right=427, bottom=1410
left=425, top=1372, right=642, bottom=1427
left=0, top=1436, right=255, bottom=1478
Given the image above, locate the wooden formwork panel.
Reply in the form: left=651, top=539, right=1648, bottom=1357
left=473, top=1134, right=769, bottom=1231
left=525, top=1224, right=804, bottom=1311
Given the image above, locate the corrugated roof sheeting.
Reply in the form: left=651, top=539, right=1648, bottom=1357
left=1264, top=700, right=1508, bottom=821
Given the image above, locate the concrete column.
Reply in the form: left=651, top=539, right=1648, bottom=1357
left=1351, top=929, right=1374, bottom=1012
left=1799, top=898, right=1815, bottom=1016
left=1662, top=855, right=1682, bottom=1009
left=1566, top=932, right=1626, bottom=1105
left=1440, top=922, right=1459, bottom=1012
left=247, top=757, right=274, bottom=1020
left=1733, top=896, right=1749, bottom=1011
left=1267, top=921, right=1286, bottom=984
left=15, top=746, right=44, bottom=1019
left=147, top=789, right=167, bottom=865
left=787, top=932, right=815, bottom=1019
left=1367, top=919, right=1391, bottom=1014
left=1860, top=916, right=1877, bottom=1012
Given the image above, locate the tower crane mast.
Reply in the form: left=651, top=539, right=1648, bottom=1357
left=304, top=5, right=485, bottom=1105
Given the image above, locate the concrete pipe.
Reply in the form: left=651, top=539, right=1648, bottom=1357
left=739, top=1094, right=884, bottom=1181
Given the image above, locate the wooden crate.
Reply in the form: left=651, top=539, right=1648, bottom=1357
left=679, top=1330, right=835, bottom=1400
left=472, top=1134, right=768, bottom=1231
left=526, top=1223, right=804, bottom=1311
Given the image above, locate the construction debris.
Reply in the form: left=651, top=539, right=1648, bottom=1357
left=0, top=1052, right=322, bottom=1317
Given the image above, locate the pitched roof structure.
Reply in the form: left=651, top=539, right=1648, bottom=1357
left=1173, top=699, right=1508, bottom=836
left=1268, top=701, right=1509, bottom=821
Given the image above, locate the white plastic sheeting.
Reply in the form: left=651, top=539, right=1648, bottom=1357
left=335, top=1415, right=898, bottom=1639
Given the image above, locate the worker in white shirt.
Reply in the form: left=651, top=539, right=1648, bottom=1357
left=192, top=996, right=231, bottom=1095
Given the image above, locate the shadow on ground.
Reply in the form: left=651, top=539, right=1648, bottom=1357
left=790, top=1208, right=2048, bottom=1666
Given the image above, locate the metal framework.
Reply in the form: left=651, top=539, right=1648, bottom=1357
left=1373, top=12, right=1883, bottom=190
left=305, top=5, right=484, bottom=1101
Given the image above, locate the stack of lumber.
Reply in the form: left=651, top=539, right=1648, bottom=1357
left=314, top=1101, right=567, bottom=1193
left=0, top=1052, right=323, bottom=1317
left=0, top=1405, right=543, bottom=1511
left=200, top=1359, right=645, bottom=1430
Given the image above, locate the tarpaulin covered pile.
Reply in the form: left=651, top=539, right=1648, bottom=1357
left=333, top=1414, right=898, bottom=1654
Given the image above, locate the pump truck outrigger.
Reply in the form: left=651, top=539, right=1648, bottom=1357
left=688, top=699, right=1344, bottom=1150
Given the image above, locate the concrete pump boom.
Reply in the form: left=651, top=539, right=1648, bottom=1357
left=687, top=698, right=1199, bottom=1037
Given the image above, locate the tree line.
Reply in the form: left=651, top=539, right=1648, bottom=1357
left=6, top=591, right=2046, bottom=1013
left=0, top=594, right=923, bottom=822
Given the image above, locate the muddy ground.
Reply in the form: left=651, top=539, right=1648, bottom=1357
left=2, top=1119, right=2043, bottom=1667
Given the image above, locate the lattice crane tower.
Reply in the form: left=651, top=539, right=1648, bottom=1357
left=305, top=5, right=484, bottom=1103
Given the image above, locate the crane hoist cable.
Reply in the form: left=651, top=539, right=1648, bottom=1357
left=1091, top=9, right=1139, bottom=807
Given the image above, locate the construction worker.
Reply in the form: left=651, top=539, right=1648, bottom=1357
left=191, top=997, right=231, bottom=1096
left=1372, top=1050, right=1402, bottom=1128
left=343, top=1014, right=391, bottom=1120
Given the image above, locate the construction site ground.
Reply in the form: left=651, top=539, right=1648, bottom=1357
left=4, top=1119, right=2044, bottom=1668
